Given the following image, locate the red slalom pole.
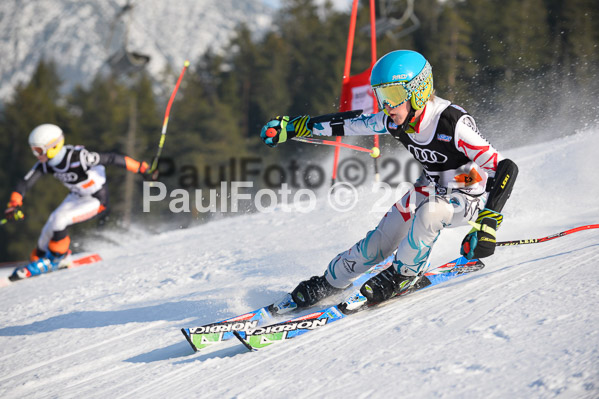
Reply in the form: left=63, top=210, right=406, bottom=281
left=150, top=60, right=190, bottom=173
left=497, top=224, right=599, bottom=246
left=292, top=137, right=375, bottom=154
left=332, top=0, right=360, bottom=186
left=369, top=0, right=380, bottom=181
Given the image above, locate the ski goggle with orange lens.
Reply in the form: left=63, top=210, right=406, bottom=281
left=31, top=136, right=64, bottom=158
left=372, top=83, right=412, bottom=109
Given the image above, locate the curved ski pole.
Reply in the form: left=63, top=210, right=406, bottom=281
left=497, top=224, right=599, bottom=246
left=149, top=60, right=190, bottom=174
left=291, top=136, right=376, bottom=154
left=291, top=109, right=378, bottom=155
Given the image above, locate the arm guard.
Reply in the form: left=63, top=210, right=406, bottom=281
left=94, top=151, right=147, bottom=173
left=307, top=110, right=363, bottom=136
left=485, top=158, right=518, bottom=213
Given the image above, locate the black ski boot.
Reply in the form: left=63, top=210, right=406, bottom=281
left=360, top=266, right=417, bottom=304
left=291, top=275, right=342, bottom=308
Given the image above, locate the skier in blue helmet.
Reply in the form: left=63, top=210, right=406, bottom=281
left=260, top=50, right=518, bottom=309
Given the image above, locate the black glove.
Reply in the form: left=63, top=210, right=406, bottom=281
left=260, top=115, right=311, bottom=147
left=139, top=161, right=159, bottom=181
left=460, top=209, right=502, bottom=259
left=142, top=168, right=159, bottom=181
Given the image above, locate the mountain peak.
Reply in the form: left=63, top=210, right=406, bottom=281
left=0, top=0, right=276, bottom=101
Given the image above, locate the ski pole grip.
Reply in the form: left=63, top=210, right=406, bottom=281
left=265, top=127, right=278, bottom=138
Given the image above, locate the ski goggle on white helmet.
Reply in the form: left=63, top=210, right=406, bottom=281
left=28, top=124, right=65, bottom=159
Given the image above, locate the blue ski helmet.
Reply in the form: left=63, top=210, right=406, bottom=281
left=370, top=50, right=433, bottom=110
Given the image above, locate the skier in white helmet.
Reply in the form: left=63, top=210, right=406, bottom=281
left=260, top=50, right=518, bottom=309
left=4, top=124, right=157, bottom=280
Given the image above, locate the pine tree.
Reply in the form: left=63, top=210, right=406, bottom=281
left=429, top=0, right=475, bottom=102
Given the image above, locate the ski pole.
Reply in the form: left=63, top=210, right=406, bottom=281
left=149, top=60, right=190, bottom=174
left=497, top=224, right=599, bottom=246
left=291, top=136, right=377, bottom=154
left=291, top=109, right=381, bottom=155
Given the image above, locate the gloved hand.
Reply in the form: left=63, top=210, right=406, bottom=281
left=4, top=192, right=25, bottom=222
left=4, top=206, right=24, bottom=222
left=460, top=209, right=503, bottom=259
left=260, top=115, right=311, bottom=147
left=139, top=161, right=159, bottom=181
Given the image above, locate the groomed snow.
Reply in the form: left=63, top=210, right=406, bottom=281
left=1, top=129, right=598, bottom=398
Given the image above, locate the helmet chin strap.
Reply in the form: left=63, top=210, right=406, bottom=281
left=399, top=106, right=417, bottom=134
left=386, top=105, right=418, bottom=140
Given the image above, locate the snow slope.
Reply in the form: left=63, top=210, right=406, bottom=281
left=1, top=129, right=598, bottom=398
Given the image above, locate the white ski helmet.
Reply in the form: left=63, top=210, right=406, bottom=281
left=28, top=124, right=65, bottom=159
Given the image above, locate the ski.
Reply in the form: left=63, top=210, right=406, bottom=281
left=181, top=256, right=480, bottom=353
left=181, top=307, right=274, bottom=352
left=0, top=253, right=103, bottom=287
left=233, top=257, right=484, bottom=351
left=181, top=258, right=395, bottom=352
left=66, top=253, right=103, bottom=268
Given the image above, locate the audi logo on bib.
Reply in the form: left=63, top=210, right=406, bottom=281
left=54, top=171, right=79, bottom=183
left=407, top=145, right=448, bottom=164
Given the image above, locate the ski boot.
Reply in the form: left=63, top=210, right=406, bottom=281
left=53, top=250, right=72, bottom=269
left=268, top=293, right=299, bottom=315
left=9, top=251, right=71, bottom=281
left=268, top=275, right=343, bottom=315
left=291, top=275, right=343, bottom=308
left=360, top=264, right=419, bottom=304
